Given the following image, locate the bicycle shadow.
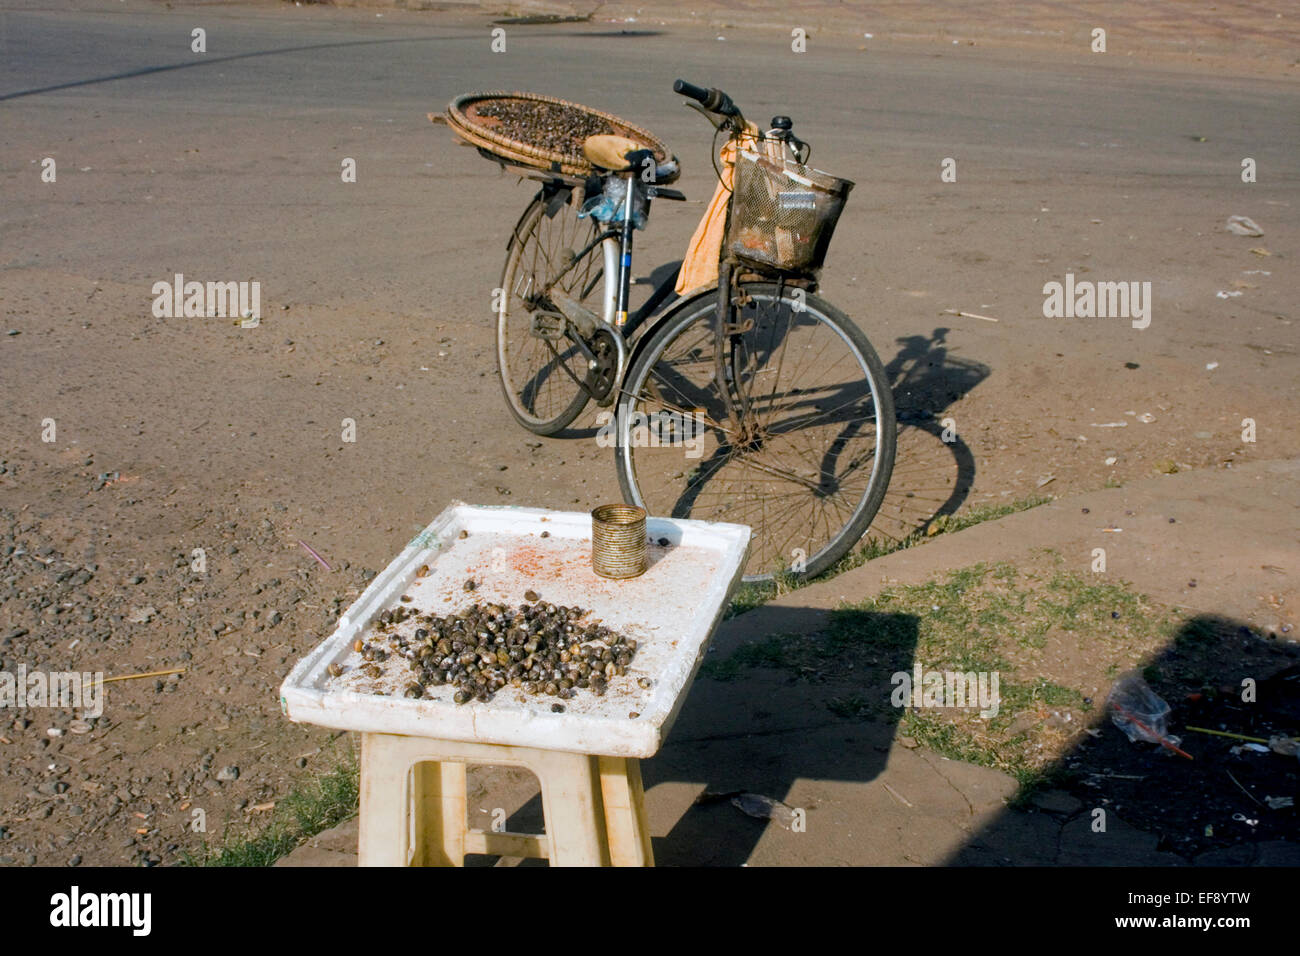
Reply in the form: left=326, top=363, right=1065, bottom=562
left=869, top=327, right=990, bottom=544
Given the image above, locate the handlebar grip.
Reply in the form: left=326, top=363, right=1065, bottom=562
left=673, top=79, right=710, bottom=104
left=674, top=78, right=738, bottom=117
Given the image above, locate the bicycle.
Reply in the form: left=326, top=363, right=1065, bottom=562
left=485, top=80, right=897, bottom=583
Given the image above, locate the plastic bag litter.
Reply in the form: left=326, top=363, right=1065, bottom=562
left=730, top=792, right=799, bottom=829
left=1226, top=215, right=1264, bottom=237
left=1107, top=672, right=1172, bottom=744
left=1269, top=735, right=1299, bottom=757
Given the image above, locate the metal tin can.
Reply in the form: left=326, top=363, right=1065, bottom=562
left=590, top=504, right=647, bottom=579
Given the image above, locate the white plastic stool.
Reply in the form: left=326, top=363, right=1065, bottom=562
left=357, top=732, right=654, bottom=867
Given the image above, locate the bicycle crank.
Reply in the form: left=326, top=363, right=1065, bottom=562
left=583, top=327, right=620, bottom=404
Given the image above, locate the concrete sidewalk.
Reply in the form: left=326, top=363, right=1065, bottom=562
left=281, top=459, right=1299, bottom=865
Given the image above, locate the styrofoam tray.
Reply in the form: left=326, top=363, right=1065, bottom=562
left=280, top=503, right=750, bottom=757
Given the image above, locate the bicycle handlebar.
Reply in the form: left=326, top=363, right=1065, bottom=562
left=673, top=78, right=740, bottom=118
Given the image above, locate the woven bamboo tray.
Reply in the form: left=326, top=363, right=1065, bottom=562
left=441, top=91, right=671, bottom=176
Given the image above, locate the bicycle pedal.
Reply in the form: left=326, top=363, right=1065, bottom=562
left=529, top=311, right=566, bottom=341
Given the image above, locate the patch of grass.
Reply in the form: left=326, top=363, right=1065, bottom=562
left=1177, top=616, right=1227, bottom=648
left=726, top=495, right=1052, bottom=617
left=699, top=632, right=803, bottom=681
left=999, top=677, right=1086, bottom=713
left=928, top=497, right=1054, bottom=535
left=1006, top=765, right=1074, bottom=805
left=826, top=693, right=872, bottom=719
left=726, top=581, right=778, bottom=617
left=185, top=753, right=359, bottom=867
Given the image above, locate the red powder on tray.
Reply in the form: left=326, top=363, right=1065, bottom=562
left=509, top=544, right=546, bottom=578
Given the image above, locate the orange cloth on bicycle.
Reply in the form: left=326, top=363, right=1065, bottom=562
left=675, top=132, right=778, bottom=296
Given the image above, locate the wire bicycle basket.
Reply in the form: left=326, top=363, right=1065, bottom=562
left=725, top=148, right=853, bottom=275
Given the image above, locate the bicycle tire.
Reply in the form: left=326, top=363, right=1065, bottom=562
left=615, top=283, right=896, bottom=583
left=496, top=195, right=606, bottom=435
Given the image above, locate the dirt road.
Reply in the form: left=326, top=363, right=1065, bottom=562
left=0, top=0, right=1296, bottom=864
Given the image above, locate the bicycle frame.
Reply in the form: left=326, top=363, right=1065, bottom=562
left=497, top=130, right=768, bottom=422
left=510, top=175, right=684, bottom=414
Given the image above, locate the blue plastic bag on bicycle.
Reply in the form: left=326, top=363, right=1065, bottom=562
left=578, top=177, right=648, bottom=229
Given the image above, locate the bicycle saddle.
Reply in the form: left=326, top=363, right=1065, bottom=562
left=582, top=134, right=645, bottom=171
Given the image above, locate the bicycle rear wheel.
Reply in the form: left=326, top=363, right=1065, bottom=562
left=615, top=283, right=896, bottom=582
left=497, top=192, right=609, bottom=435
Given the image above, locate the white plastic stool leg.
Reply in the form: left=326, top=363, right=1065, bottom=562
left=528, top=750, right=607, bottom=866
left=411, top=760, right=467, bottom=866
left=358, top=734, right=654, bottom=867
left=599, top=756, right=654, bottom=866
left=358, top=732, right=414, bottom=866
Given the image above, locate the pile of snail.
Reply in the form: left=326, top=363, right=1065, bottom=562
left=329, top=588, right=648, bottom=714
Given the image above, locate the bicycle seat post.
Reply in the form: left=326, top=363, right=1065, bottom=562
left=616, top=170, right=637, bottom=327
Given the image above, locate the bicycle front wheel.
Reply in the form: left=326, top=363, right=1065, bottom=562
left=615, top=283, right=896, bottom=582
